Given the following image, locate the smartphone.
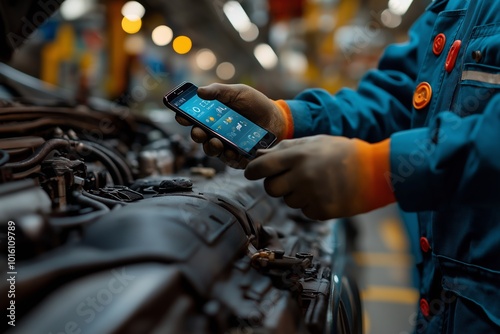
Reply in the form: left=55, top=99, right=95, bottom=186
left=163, top=82, right=277, bottom=159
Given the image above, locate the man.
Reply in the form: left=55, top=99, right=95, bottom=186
left=176, top=0, right=500, bottom=332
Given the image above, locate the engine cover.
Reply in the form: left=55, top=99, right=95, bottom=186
left=1, top=173, right=361, bottom=334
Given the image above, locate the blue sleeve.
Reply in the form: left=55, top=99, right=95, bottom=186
left=390, top=94, right=500, bottom=211
left=286, top=9, right=437, bottom=142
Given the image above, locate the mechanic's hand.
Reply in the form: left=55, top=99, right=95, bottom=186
left=175, top=83, right=290, bottom=169
left=244, top=135, right=396, bottom=220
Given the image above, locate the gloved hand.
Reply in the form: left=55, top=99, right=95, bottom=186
left=245, top=135, right=396, bottom=220
left=175, top=83, right=293, bottom=169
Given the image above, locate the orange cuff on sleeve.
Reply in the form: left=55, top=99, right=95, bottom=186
left=273, top=100, right=294, bottom=140
left=353, top=138, right=396, bottom=211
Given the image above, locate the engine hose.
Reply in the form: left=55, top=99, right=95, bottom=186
left=2, top=139, right=71, bottom=171
left=80, top=140, right=133, bottom=185
left=49, top=211, right=107, bottom=228
left=77, top=143, right=124, bottom=185
left=49, top=194, right=111, bottom=228
left=76, top=193, right=110, bottom=213
left=0, top=149, right=9, bottom=166
left=2, top=139, right=125, bottom=185
left=82, top=191, right=127, bottom=208
left=12, top=165, right=42, bottom=180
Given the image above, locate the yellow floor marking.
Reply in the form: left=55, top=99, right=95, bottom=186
left=380, top=218, right=408, bottom=252
left=353, top=252, right=413, bottom=267
left=361, top=286, right=419, bottom=305
left=363, top=309, right=371, bottom=334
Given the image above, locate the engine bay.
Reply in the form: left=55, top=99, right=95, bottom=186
left=0, top=63, right=361, bottom=334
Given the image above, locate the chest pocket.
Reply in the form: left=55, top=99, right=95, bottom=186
left=411, top=6, right=466, bottom=128
left=452, top=24, right=500, bottom=116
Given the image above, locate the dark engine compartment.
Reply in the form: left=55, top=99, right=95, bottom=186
left=0, top=61, right=362, bottom=334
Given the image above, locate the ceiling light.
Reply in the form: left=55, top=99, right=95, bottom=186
left=60, top=0, right=94, bottom=20
left=173, top=36, right=192, bottom=54
left=281, top=50, right=308, bottom=75
left=152, top=25, right=173, bottom=46
left=196, top=49, right=217, bottom=70
left=216, top=62, right=236, bottom=80
left=388, top=0, right=413, bottom=16
left=240, top=23, right=259, bottom=42
left=121, top=17, right=142, bottom=34
left=121, top=1, right=146, bottom=19
left=223, top=1, right=252, bottom=33
left=254, top=44, right=278, bottom=70
left=381, top=9, right=402, bottom=28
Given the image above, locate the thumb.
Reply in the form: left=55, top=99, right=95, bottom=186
left=197, top=83, right=240, bottom=105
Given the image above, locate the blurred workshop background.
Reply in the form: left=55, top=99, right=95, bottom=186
left=7, top=0, right=430, bottom=333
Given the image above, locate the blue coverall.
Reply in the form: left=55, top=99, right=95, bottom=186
left=284, top=0, right=500, bottom=332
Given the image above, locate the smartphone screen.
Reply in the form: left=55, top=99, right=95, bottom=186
left=165, top=82, right=276, bottom=158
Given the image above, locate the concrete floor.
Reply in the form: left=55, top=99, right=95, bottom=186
left=351, top=204, right=419, bottom=334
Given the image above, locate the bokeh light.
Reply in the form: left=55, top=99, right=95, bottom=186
left=172, top=36, right=192, bottom=54
left=152, top=25, right=173, bottom=46
left=121, top=1, right=145, bottom=19
left=121, top=17, right=142, bottom=34
left=216, top=62, right=236, bottom=80
left=173, top=36, right=193, bottom=55
left=240, top=23, right=259, bottom=42
left=388, top=0, right=414, bottom=15
left=381, top=9, right=402, bottom=28
left=124, top=35, right=146, bottom=55
left=254, top=44, right=278, bottom=70
left=281, top=50, right=308, bottom=75
left=60, top=0, right=94, bottom=21
left=196, top=49, right=217, bottom=70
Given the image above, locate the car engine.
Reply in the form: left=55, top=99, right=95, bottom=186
left=0, top=2, right=362, bottom=333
